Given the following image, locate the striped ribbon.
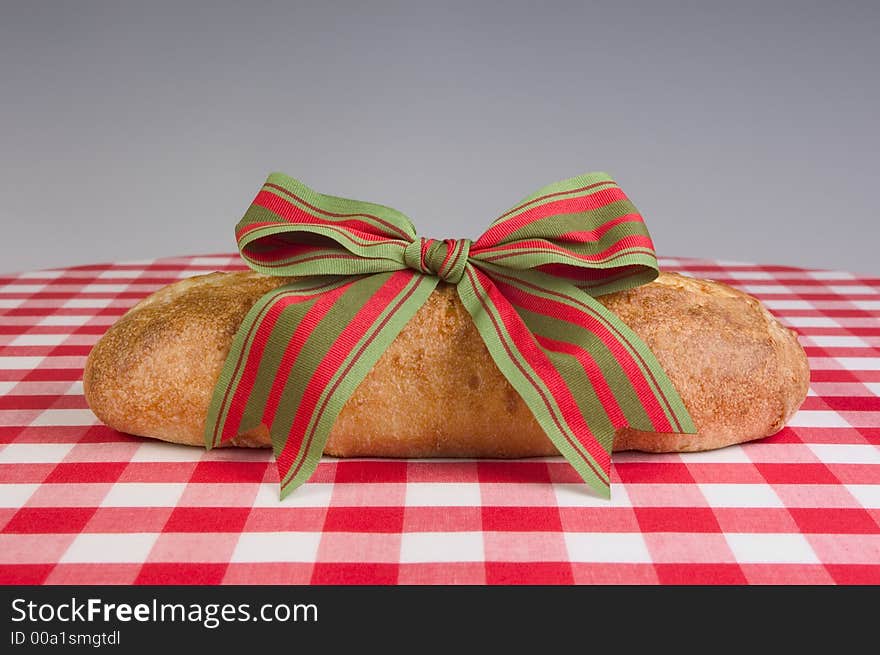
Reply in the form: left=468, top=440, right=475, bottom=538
left=205, top=172, right=695, bottom=498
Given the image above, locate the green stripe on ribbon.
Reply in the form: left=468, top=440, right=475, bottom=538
left=205, top=172, right=696, bottom=499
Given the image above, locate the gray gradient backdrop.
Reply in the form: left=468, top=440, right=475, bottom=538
left=1, top=1, right=878, bottom=275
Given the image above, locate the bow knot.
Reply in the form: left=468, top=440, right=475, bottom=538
left=208, top=171, right=695, bottom=500
left=404, top=237, right=471, bottom=284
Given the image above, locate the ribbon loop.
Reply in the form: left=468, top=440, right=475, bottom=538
left=404, top=238, right=472, bottom=284
left=207, top=172, right=696, bottom=500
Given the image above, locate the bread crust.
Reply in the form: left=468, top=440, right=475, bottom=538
left=83, top=270, right=809, bottom=456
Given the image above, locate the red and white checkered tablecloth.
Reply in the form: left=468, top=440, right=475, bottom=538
left=0, top=254, right=878, bottom=585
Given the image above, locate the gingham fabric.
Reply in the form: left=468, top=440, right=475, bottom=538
left=0, top=255, right=878, bottom=585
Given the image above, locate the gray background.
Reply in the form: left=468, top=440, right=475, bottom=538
left=1, top=1, right=878, bottom=276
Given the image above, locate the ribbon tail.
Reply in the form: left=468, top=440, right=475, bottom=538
left=458, top=263, right=696, bottom=498
left=206, top=271, right=438, bottom=499
left=204, top=275, right=359, bottom=450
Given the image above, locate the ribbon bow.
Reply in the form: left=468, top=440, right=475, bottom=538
left=205, top=172, right=695, bottom=498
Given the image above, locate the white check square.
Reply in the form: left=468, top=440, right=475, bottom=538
left=0, top=483, right=39, bottom=507
left=724, top=271, right=774, bottom=280
left=63, top=298, right=114, bottom=309
left=101, top=483, right=187, bottom=507
left=10, top=334, right=68, bottom=346
left=554, top=483, right=633, bottom=507
left=191, top=257, right=235, bottom=266
left=725, top=533, right=819, bottom=564
left=808, top=270, right=854, bottom=280
left=698, top=484, right=783, bottom=508
left=60, top=533, right=159, bottom=564
left=762, top=300, right=813, bottom=310
left=98, top=269, right=145, bottom=279
left=130, top=442, right=206, bottom=462
left=0, top=356, right=45, bottom=370
left=741, top=284, right=789, bottom=295
left=30, top=409, right=99, bottom=427
left=19, top=270, right=64, bottom=279
left=782, top=316, right=839, bottom=328
left=38, top=315, right=90, bottom=326
left=404, top=483, right=481, bottom=506
left=829, top=285, right=878, bottom=295
left=834, top=357, right=880, bottom=370
left=252, top=482, right=333, bottom=507
left=0, top=443, right=74, bottom=463
left=231, top=532, right=322, bottom=563
left=844, top=485, right=880, bottom=508
left=81, top=284, right=128, bottom=293
left=679, top=446, right=751, bottom=463
left=808, top=444, right=880, bottom=464
left=1, top=284, right=46, bottom=294
left=400, top=532, right=484, bottom=563
left=786, top=411, right=850, bottom=428
left=66, top=381, right=85, bottom=395
left=808, top=336, right=869, bottom=348
left=564, top=533, right=652, bottom=563
left=0, top=282, right=46, bottom=294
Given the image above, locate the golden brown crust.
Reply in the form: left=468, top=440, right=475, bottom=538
left=83, top=270, right=810, bottom=456
left=83, top=272, right=284, bottom=448
left=603, top=273, right=810, bottom=452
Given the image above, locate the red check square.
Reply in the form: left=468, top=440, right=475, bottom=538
left=739, top=564, right=834, bottom=584
left=135, top=563, right=228, bottom=584
left=654, top=563, right=747, bottom=585
left=46, top=563, right=141, bottom=584
left=0, top=564, right=55, bottom=584
left=334, top=460, right=407, bottom=483
left=570, top=563, right=658, bottom=584
left=477, top=461, right=551, bottom=483
left=755, top=463, right=840, bottom=484
left=310, top=562, right=399, bottom=584
left=162, top=507, right=251, bottom=533
left=3, top=507, right=96, bottom=533
left=190, top=461, right=268, bottom=483
left=398, top=562, right=486, bottom=584
left=616, top=462, right=695, bottom=484
left=223, top=563, right=314, bottom=584
left=485, top=562, right=573, bottom=584
left=789, top=508, right=880, bottom=534
left=482, top=506, right=563, bottom=532
left=825, top=565, right=880, bottom=584
left=634, top=507, right=722, bottom=533
left=322, top=506, right=405, bottom=533
left=403, top=506, right=483, bottom=532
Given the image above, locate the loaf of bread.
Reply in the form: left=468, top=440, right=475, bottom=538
left=83, top=270, right=809, bottom=456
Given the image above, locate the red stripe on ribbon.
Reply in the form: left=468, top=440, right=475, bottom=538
left=475, top=235, right=655, bottom=265
left=535, top=263, right=645, bottom=284
left=254, top=192, right=393, bottom=240
left=490, top=274, right=679, bottom=432
left=467, top=267, right=611, bottom=477
left=276, top=270, right=418, bottom=481
left=495, top=180, right=618, bottom=223
left=475, top=187, right=629, bottom=248
left=534, top=335, right=627, bottom=429
left=555, top=214, right=646, bottom=243
left=219, top=287, right=349, bottom=443
left=263, top=183, right=412, bottom=240
left=260, top=284, right=353, bottom=429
